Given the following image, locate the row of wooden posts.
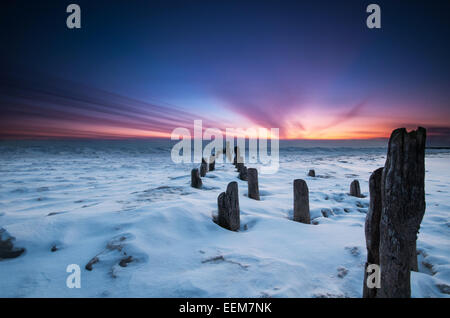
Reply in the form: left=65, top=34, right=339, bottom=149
left=191, top=145, right=364, bottom=228
left=190, top=127, right=426, bottom=298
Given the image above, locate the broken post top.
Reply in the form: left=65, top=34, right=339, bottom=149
left=387, top=127, right=426, bottom=176
left=294, top=178, right=308, bottom=190
left=387, top=127, right=426, bottom=172
left=226, top=181, right=238, bottom=195
left=247, top=168, right=258, bottom=184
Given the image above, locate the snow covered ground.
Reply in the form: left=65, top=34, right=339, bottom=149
left=0, top=140, right=449, bottom=297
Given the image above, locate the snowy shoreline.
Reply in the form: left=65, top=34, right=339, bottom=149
left=0, top=142, right=449, bottom=297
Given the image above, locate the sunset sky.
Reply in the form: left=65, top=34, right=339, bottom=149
left=1, top=0, right=449, bottom=144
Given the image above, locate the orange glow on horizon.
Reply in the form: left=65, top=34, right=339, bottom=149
left=1, top=111, right=440, bottom=141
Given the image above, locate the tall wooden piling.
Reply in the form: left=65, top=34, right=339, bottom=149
left=378, top=127, right=426, bottom=298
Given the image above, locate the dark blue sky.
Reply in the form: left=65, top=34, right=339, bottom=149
left=1, top=0, right=449, bottom=142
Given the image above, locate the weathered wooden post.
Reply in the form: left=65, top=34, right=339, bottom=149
left=293, top=179, right=310, bottom=224
left=247, top=168, right=260, bottom=200
left=363, top=167, right=383, bottom=298
left=308, top=169, right=315, bottom=177
left=200, top=162, right=207, bottom=177
left=209, top=156, right=215, bottom=171
left=378, top=127, right=426, bottom=298
left=238, top=166, right=248, bottom=181
left=191, top=168, right=202, bottom=189
left=350, top=179, right=362, bottom=197
left=217, top=182, right=240, bottom=231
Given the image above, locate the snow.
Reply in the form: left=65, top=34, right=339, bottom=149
left=0, top=140, right=449, bottom=297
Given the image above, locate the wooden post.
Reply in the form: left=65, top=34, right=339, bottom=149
left=378, top=127, right=426, bottom=298
left=217, top=182, right=240, bottom=231
left=233, top=146, right=240, bottom=166
left=350, top=179, right=362, bottom=197
left=293, top=179, right=310, bottom=224
left=247, top=168, right=260, bottom=200
left=238, top=166, right=248, bottom=181
left=200, top=162, right=207, bottom=177
left=209, top=156, right=215, bottom=171
left=191, top=168, right=202, bottom=189
left=236, top=157, right=244, bottom=173
left=363, top=167, right=383, bottom=298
